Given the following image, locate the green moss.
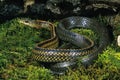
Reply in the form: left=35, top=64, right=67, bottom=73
left=71, top=28, right=99, bottom=43
left=0, top=18, right=120, bottom=80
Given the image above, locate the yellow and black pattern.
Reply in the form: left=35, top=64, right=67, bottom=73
left=32, top=47, right=96, bottom=62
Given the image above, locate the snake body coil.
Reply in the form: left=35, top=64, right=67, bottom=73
left=56, top=17, right=110, bottom=66
left=19, top=16, right=110, bottom=74
left=19, top=18, right=95, bottom=62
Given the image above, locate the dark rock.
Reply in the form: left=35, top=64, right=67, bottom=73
left=0, top=0, right=120, bottom=22
left=0, top=4, right=22, bottom=22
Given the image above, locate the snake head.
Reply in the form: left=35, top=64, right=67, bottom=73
left=18, top=18, right=53, bottom=29
left=18, top=18, right=39, bottom=28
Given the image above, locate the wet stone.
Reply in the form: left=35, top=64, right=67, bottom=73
left=117, top=35, right=120, bottom=47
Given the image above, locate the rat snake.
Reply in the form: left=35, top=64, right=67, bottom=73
left=19, top=16, right=110, bottom=74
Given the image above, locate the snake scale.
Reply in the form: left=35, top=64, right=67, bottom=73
left=19, top=16, right=110, bottom=74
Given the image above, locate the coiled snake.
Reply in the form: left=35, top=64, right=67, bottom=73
left=19, top=16, right=110, bottom=75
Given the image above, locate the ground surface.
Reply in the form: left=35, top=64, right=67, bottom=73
left=0, top=18, right=120, bottom=80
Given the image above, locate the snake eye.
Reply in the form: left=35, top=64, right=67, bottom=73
left=25, top=20, right=29, bottom=23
